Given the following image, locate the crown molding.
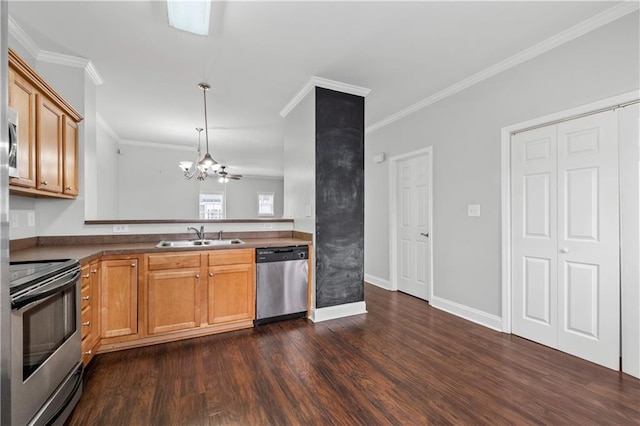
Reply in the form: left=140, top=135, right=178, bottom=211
left=8, top=16, right=40, bottom=59
left=120, top=139, right=194, bottom=152
left=96, top=114, right=120, bottom=141
left=280, top=76, right=371, bottom=118
left=365, top=1, right=640, bottom=134
left=37, top=50, right=104, bottom=86
left=8, top=15, right=104, bottom=86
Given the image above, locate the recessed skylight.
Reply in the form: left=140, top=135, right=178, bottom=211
left=167, top=0, right=211, bottom=36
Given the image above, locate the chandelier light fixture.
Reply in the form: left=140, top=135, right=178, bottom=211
left=179, top=83, right=219, bottom=180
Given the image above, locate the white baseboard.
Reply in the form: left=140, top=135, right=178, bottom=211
left=364, top=274, right=391, bottom=290
left=430, top=296, right=503, bottom=332
left=310, top=301, right=368, bottom=323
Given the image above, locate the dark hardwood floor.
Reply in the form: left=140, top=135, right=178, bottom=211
left=67, top=283, right=640, bottom=425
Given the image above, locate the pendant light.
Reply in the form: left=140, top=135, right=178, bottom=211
left=197, top=83, right=218, bottom=170
left=179, top=83, right=218, bottom=180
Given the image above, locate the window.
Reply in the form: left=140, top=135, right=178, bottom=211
left=258, top=192, right=275, bottom=216
left=199, top=192, right=225, bottom=219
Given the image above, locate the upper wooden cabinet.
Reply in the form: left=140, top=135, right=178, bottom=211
left=62, top=117, right=79, bottom=196
left=36, top=94, right=64, bottom=193
left=8, top=68, right=37, bottom=188
left=8, top=48, right=83, bottom=199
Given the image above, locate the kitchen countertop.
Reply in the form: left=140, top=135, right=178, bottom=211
left=10, top=237, right=312, bottom=264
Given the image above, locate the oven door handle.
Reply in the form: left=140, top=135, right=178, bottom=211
left=11, top=269, right=81, bottom=310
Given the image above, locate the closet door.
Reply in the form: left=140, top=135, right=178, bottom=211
left=512, top=111, right=620, bottom=370
left=556, top=111, right=619, bottom=370
left=511, top=126, right=558, bottom=348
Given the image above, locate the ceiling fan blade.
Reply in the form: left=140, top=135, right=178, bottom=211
left=228, top=175, right=242, bottom=180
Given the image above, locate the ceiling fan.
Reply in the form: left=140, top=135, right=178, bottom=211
left=216, top=166, right=242, bottom=182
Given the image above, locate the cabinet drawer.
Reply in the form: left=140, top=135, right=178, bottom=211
left=147, top=253, right=201, bottom=271
left=81, top=284, right=91, bottom=309
left=209, top=249, right=253, bottom=266
left=81, top=307, right=91, bottom=339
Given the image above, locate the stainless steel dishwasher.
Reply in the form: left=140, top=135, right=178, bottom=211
left=255, top=246, right=308, bottom=325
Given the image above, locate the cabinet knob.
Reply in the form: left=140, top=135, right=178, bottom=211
left=82, top=274, right=90, bottom=279
left=83, top=321, right=91, bottom=326
left=82, top=296, right=90, bottom=301
left=195, top=274, right=200, bottom=279
left=209, top=272, right=214, bottom=277
left=91, top=269, right=98, bottom=274
left=84, top=350, right=92, bottom=355
left=66, top=186, right=72, bottom=191
left=41, top=180, right=48, bottom=185
left=131, top=263, right=136, bottom=267
left=560, top=248, right=570, bottom=253
left=420, top=232, right=429, bottom=237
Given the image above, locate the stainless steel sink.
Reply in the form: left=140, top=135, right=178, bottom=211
left=155, top=239, right=244, bottom=248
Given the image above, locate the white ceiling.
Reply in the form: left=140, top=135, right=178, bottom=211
left=8, top=1, right=619, bottom=177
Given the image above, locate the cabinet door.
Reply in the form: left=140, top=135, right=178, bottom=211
left=62, top=116, right=78, bottom=196
left=36, top=94, right=63, bottom=193
left=207, top=263, right=255, bottom=324
left=101, top=258, right=138, bottom=338
left=147, top=269, right=201, bottom=335
left=8, top=69, right=37, bottom=188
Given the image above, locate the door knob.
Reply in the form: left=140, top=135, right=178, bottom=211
left=560, top=248, right=570, bottom=253
left=420, top=233, right=429, bottom=237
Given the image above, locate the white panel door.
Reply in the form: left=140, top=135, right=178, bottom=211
left=396, top=153, right=430, bottom=300
left=511, top=126, right=558, bottom=348
left=511, top=111, right=620, bottom=370
left=556, top=112, right=619, bottom=369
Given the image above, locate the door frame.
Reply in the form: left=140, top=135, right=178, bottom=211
left=389, top=146, right=433, bottom=300
left=500, top=90, right=639, bottom=334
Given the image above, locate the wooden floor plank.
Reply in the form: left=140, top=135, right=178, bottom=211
left=68, top=284, right=640, bottom=425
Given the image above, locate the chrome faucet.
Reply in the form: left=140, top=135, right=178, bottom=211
left=218, top=230, right=223, bottom=240
left=187, top=225, right=205, bottom=241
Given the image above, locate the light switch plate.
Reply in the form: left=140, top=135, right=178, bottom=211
left=468, top=204, right=481, bottom=217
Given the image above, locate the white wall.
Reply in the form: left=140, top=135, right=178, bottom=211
left=117, top=142, right=199, bottom=219
left=365, top=14, right=639, bottom=317
left=283, top=90, right=315, bottom=233
left=116, top=142, right=284, bottom=220
left=94, top=121, right=119, bottom=219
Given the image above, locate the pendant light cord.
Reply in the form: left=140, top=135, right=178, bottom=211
left=202, top=85, right=210, bottom=153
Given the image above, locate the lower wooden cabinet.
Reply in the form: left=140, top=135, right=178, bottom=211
left=93, top=248, right=258, bottom=354
left=80, top=260, right=101, bottom=366
left=100, top=257, right=139, bottom=339
left=147, top=269, right=202, bottom=335
left=208, top=263, right=255, bottom=324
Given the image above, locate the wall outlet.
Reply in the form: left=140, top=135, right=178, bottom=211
left=113, top=225, right=129, bottom=233
left=468, top=204, right=481, bottom=217
left=10, top=213, right=19, bottom=229
left=27, top=212, right=36, bottom=227
left=263, top=223, right=273, bottom=229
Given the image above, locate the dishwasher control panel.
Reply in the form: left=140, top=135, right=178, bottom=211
left=256, top=246, right=308, bottom=263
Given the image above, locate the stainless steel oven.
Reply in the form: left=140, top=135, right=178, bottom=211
left=10, top=259, right=83, bottom=426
